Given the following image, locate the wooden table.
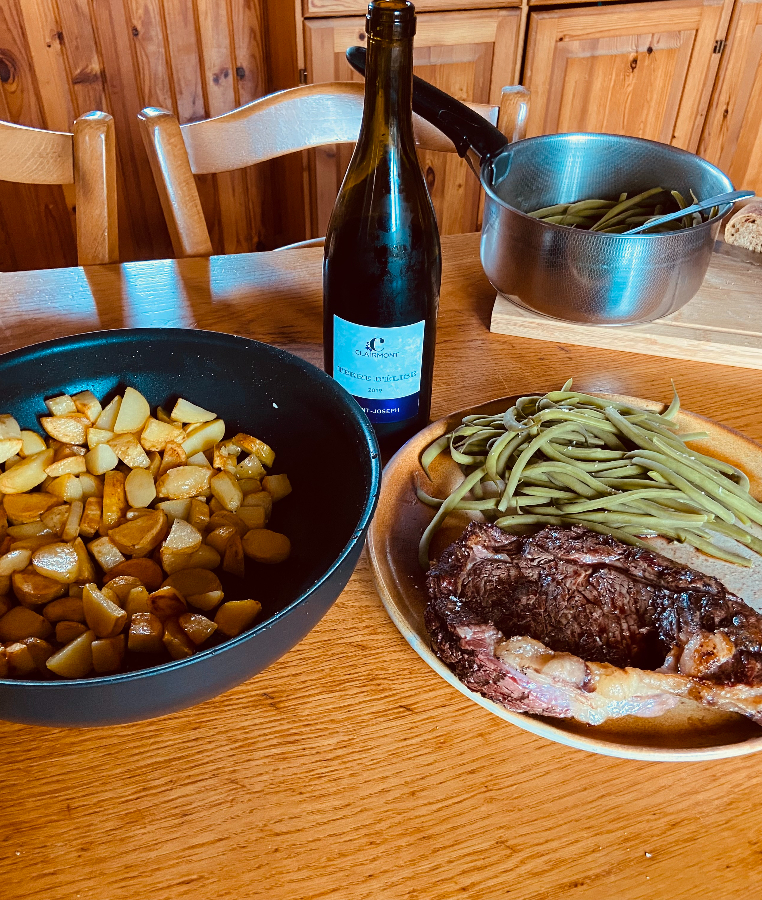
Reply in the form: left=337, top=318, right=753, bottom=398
left=2, top=233, right=762, bottom=900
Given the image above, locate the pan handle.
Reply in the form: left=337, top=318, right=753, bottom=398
left=345, top=46, right=509, bottom=165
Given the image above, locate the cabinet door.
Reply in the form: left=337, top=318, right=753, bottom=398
left=523, top=0, right=729, bottom=151
left=304, top=9, right=521, bottom=236
left=698, top=0, right=762, bottom=194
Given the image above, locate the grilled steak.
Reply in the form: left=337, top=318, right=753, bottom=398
left=425, top=523, right=762, bottom=724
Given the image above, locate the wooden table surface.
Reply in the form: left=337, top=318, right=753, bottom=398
left=2, top=233, right=761, bottom=900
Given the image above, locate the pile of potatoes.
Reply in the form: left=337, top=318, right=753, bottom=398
left=0, top=387, right=292, bottom=680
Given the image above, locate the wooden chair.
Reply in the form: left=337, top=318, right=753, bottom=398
left=138, top=82, right=530, bottom=258
left=0, top=112, right=118, bottom=266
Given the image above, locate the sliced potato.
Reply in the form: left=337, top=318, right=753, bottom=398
left=156, top=499, right=191, bottom=523
left=43, top=595, right=85, bottom=624
left=103, top=557, right=163, bottom=592
left=113, top=387, right=150, bottom=434
left=108, top=434, right=150, bottom=469
left=0, top=594, right=13, bottom=617
left=238, top=477, right=262, bottom=496
left=181, top=419, right=226, bottom=458
left=6, top=641, right=39, bottom=676
left=214, top=599, right=262, bottom=637
left=40, top=415, right=89, bottom=445
left=45, top=456, right=87, bottom=478
left=162, top=617, right=195, bottom=659
left=100, top=470, right=127, bottom=534
left=231, top=433, right=275, bottom=468
left=158, top=441, right=187, bottom=476
left=79, top=497, right=102, bottom=538
left=163, top=518, right=203, bottom=554
left=128, top=612, right=163, bottom=653
left=241, top=491, right=272, bottom=522
left=19, top=430, right=47, bottom=457
left=87, top=536, right=126, bottom=572
left=209, top=511, right=248, bottom=535
left=94, top=395, right=121, bottom=431
left=32, top=542, right=80, bottom=584
left=160, top=543, right=220, bottom=574
left=161, top=568, right=222, bottom=599
left=82, top=583, right=128, bottom=638
left=0, top=605, right=53, bottom=641
left=7, top=522, right=53, bottom=539
left=156, top=466, right=211, bottom=501
left=141, top=417, right=184, bottom=452
left=206, top=525, right=237, bottom=556
left=235, top=454, right=266, bottom=481
left=210, top=470, right=243, bottom=512
left=242, top=529, right=291, bottom=564
left=0, top=438, right=23, bottom=464
left=12, top=568, right=67, bottom=606
left=85, top=442, right=119, bottom=476
left=61, top=501, right=84, bottom=542
left=72, top=390, right=102, bottom=423
left=0, top=448, right=55, bottom=494
left=223, top=533, right=245, bottom=578
left=55, top=620, right=89, bottom=643
left=148, top=586, right=187, bottom=621
left=104, top=575, right=143, bottom=603
left=125, top=468, right=156, bottom=508
left=71, top=536, right=96, bottom=583
left=48, top=474, right=83, bottom=503
left=263, top=474, right=292, bottom=502
left=109, top=509, right=167, bottom=557
left=45, top=395, right=77, bottom=416
left=188, top=499, right=210, bottom=532
left=46, top=629, right=96, bottom=678
left=4, top=492, right=58, bottom=525
left=92, top=634, right=126, bottom=673
left=178, top=611, right=217, bottom=645
left=212, top=443, right=237, bottom=473
left=86, top=427, right=115, bottom=449
left=186, top=451, right=212, bottom=468
left=236, top=506, right=266, bottom=531
left=171, top=398, right=216, bottom=424
left=124, top=585, right=151, bottom=617
left=78, top=473, right=104, bottom=499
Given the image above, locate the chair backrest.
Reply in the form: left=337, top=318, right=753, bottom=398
left=0, top=112, right=118, bottom=267
left=139, top=81, right=530, bottom=259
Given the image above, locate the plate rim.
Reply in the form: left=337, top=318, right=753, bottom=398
left=368, top=391, right=762, bottom=762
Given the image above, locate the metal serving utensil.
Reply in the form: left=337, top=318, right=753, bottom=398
left=623, top=190, right=755, bottom=235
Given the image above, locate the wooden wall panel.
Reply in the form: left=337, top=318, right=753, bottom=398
left=0, top=0, right=273, bottom=272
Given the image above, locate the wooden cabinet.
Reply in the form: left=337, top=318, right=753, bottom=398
left=698, top=0, right=762, bottom=194
left=523, top=0, right=731, bottom=151
left=303, top=9, right=521, bottom=236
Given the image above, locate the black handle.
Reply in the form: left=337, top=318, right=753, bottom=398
left=346, top=46, right=508, bottom=165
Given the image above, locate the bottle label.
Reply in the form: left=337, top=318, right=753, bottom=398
left=333, top=315, right=425, bottom=423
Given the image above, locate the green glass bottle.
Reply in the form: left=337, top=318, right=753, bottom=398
left=322, top=0, right=441, bottom=454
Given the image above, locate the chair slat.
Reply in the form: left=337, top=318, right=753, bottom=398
left=0, top=121, right=74, bottom=185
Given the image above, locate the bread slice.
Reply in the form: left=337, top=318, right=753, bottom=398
left=725, top=199, right=762, bottom=253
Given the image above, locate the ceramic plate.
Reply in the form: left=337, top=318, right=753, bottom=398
left=367, top=394, right=762, bottom=761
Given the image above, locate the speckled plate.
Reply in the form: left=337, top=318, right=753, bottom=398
left=367, top=394, right=762, bottom=761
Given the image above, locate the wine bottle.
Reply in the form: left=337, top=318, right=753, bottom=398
left=323, top=0, right=441, bottom=454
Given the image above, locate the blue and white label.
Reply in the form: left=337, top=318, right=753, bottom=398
left=333, top=315, right=425, bottom=423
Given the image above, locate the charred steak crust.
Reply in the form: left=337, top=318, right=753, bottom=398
left=425, top=523, right=762, bottom=686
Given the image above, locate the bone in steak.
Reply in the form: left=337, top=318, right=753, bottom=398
left=425, top=523, right=762, bottom=724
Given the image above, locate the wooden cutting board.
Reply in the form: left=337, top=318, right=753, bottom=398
left=490, top=242, right=762, bottom=368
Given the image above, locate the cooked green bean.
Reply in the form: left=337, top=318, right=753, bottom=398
left=526, top=189, right=721, bottom=233
left=417, top=380, right=762, bottom=570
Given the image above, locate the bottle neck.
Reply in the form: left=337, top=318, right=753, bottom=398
left=357, top=33, right=416, bottom=153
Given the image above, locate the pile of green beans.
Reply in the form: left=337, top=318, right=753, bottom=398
left=418, top=381, right=762, bottom=570
left=527, top=189, right=720, bottom=234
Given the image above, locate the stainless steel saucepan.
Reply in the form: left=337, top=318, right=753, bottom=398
left=347, top=47, right=738, bottom=326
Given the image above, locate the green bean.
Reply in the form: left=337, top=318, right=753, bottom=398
left=527, top=203, right=570, bottom=219
left=592, top=188, right=666, bottom=230
left=421, top=434, right=449, bottom=478
left=417, top=380, right=762, bottom=570
left=499, top=423, right=586, bottom=510
left=419, top=465, right=486, bottom=568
